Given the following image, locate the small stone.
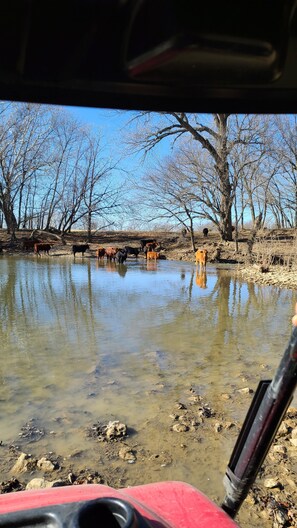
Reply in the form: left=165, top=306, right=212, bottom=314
left=37, top=457, right=56, bottom=472
left=68, top=472, right=76, bottom=483
left=272, top=445, right=287, bottom=455
left=264, top=477, right=281, bottom=489
left=119, top=446, right=136, bottom=462
left=11, top=453, right=34, bottom=474
left=172, top=423, right=189, bottom=433
left=26, top=478, right=64, bottom=490
left=237, top=387, right=253, bottom=395
left=105, top=421, right=127, bottom=440
left=214, top=422, right=223, bottom=433
left=221, top=393, right=231, bottom=400
left=188, top=395, right=201, bottom=403
left=175, top=402, right=186, bottom=410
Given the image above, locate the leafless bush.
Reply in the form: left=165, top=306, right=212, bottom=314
left=251, top=232, right=297, bottom=269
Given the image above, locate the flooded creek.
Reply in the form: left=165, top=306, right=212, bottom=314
left=0, top=256, right=296, bottom=527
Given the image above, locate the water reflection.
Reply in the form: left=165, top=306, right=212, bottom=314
left=195, top=270, right=207, bottom=289
left=146, top=260, right=158, bottom=271
left=0, top=256, right=296, bottom=495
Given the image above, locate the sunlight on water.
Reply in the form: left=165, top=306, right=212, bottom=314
left=0, top=255, right=296, bottom=501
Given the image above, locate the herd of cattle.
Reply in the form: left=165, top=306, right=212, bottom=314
left=22, top=238, right=162, bottom=263
left=21, top=236, right=209, bottom=270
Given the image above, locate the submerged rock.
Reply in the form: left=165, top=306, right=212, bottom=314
left=119, top=446, right=136, bottom=462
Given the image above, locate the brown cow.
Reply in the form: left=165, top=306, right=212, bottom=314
left=195, top=249, right=208, bottom=271
left=105, top=247, right=119, bottom=261
left=96, top=246, right=106, bottom=259
left=146, top=251, right=160, bottom=260
left=34, top=243, right=51, bottom=256
left=144, top=242, right=159, bottom=258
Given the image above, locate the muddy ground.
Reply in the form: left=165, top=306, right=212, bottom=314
left=1, top=227, right=297, bottom=527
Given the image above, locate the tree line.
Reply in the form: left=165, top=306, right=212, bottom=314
left=0, top=102, right=124, bottom=239
left=0, top=103, right=296, bottom=243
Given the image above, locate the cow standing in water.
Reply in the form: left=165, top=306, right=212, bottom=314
left=116, top=248, right=128, bottom=264
left=146, top=251, right=160, bottom=260
left=72, top=244, right=90, bottom=257
left=195, top=249, right=208, bottom=271
left=96, top=246, right=106, bottom=259
left=124, top=246, right=139, bottom=258
left=105, top=247, right=119, bottom=261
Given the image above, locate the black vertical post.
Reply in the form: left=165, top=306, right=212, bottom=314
left=221, top=325, right=297, bottom=518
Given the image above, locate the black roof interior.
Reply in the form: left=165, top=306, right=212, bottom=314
left=1, top=0, right=297, bottom=112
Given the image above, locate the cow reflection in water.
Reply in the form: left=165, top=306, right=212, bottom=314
left=146, top=259, right=158, bottom=271
left=196, top=270, right=207, bottom=289
left=96, top=260, right=127, bottom=277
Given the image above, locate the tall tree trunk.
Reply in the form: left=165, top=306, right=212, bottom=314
left=2, top=194, right=18, bottom=234
left=87, top=210, right=92, bottom=242
left=216, top=114, right=233, bottom=241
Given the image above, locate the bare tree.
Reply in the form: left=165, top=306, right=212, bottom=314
left=126, top=112, right=270, bottom=241
left=0, top=102, right=53, bottom=237
left=81, top=133, right=124, bottom=241
left=269, top=115, right=297, bottom=227
left=132, top=153, right=201, bottom=250
left=127, top=112, right=280, bottom=241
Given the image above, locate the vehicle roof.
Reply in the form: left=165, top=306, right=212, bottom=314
left=1, top=0, right=297, bottom=113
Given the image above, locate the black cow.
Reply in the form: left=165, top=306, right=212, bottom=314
left=124, top=246, right=139, bottom=257
left=203, top=228, right=209, bottom=237
left=34, top=243, right=52, bottom=255
left=72, top=244, right=90, bottom=257
left=116, top=248, right=128, bottom=264
left=140, top=239, right=157, bottom=250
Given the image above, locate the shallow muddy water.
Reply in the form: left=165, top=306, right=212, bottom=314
left=0, top=255, right=296, bottom=526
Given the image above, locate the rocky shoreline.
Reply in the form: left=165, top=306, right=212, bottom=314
left=1, top=387, right=296, bottom=528
left=235, top=265, right=297, bottom=291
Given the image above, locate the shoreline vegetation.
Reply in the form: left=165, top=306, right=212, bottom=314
left=1, top=227, right=297, bottom=290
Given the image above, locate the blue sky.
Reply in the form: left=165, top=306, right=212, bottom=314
left=65, top=104, right=172, bottom=180
left=66, top=105, right=132, bottom=138
left=64, top=106, right=144, bottom=187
